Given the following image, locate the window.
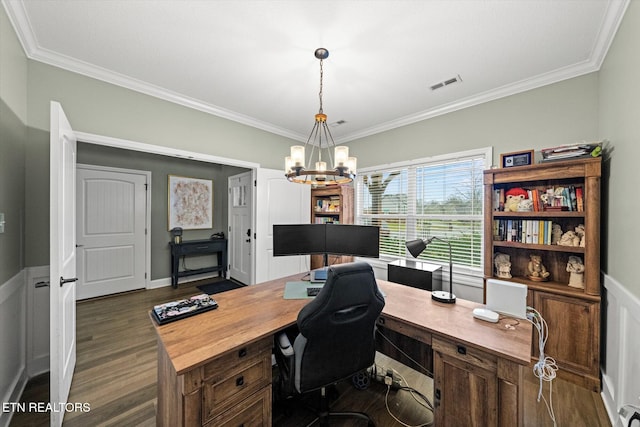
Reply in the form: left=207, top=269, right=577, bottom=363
left=355, top=148, right=491, bottom=271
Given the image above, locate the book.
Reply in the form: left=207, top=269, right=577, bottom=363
left=576, top=187, right=584, bottom=211
left=152, top=293, right=218, bottom=325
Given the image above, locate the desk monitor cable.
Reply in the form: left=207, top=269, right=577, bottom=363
left=526, top=306, right=558, bottom=427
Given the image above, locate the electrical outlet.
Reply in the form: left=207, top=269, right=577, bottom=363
left=0, top=213, right=5, bottom=233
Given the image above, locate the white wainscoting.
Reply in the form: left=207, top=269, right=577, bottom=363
left=26, top=266, right=50, bottom=377
left=0, top=270, right=27, bottom=427
left=602, top=273, right=640, bottom=427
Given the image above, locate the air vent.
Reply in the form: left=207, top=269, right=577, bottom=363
left=430, top=75, right=462, bottom=91
left=330, top=120, right=347, bottom=127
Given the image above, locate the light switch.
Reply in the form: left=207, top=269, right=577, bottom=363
left=0, top=213, right=4, bottom=233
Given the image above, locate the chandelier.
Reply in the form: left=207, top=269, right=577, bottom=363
left=285, top=48, right=356, bottom=186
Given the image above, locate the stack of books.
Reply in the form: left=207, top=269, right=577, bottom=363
left=541, top=141, right=602, bottom=162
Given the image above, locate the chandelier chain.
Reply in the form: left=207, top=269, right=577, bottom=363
left=318, top=58, right=324, bottom=114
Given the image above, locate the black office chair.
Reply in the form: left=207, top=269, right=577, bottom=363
left=274, top=261, right=385, bottom=426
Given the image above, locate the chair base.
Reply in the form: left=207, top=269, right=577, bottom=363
left=303, top=386, right=375, bottom=427
left=305, top=410, right=375, bottom=427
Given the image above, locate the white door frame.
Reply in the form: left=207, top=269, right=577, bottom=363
left=76, top=163, right=152, bottom=291
left=74, top=131, right=260, bottom=285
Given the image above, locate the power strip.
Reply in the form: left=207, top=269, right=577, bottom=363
left=368, top=366, right=402, bottom=389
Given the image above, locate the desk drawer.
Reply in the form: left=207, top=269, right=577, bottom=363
left=202, top=345, right=271, bottom=422
left=203, top=337, right=271, bottom=381
left=432, top=337, right=497, bottom=373
left=203, top=386, right=271, bottom=427
left=177, top=241, right=225, bottom=255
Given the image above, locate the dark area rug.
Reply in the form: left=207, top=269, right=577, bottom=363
left=197, top=279, right=244, bottom=295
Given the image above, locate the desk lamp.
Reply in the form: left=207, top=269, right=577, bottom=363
left=406, top=237, right=456, bottom=304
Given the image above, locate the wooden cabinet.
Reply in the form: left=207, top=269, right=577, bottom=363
left=433, top=336, right=523, bottom=426
left=310, top=185, right=354, bottom=269
left=483, top=157, right=601, bottom=391
left=157, top=336, right=273, bottom=426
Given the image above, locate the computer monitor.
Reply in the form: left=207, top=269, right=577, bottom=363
left=325, top=224, right=380, bottom=258
left=272, top=224, right=326, bottom=256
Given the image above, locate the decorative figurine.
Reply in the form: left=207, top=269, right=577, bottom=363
left=494, top=252, right=512, bottom=279
left=526, top=254, right=550, bottom=281
left=558, top=230, right=580, bottom=247
left=574, top=224, right=586, bottom=247
left=566, top=256, right=585, bottom=289
left=551, top=223, right=563, bottom=245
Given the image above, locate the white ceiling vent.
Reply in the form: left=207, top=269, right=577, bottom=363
left=430, top=75, right=462, bottom=91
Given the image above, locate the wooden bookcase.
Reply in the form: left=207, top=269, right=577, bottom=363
left=310, top=185, right=354, bottom=270
left=483, top=157, right=601, bottom=392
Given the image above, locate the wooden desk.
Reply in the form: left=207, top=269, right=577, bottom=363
left=153, top=275, right=532, bottom=426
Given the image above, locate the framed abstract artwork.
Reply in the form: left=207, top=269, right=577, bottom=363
left=168, top=175, right=213, bottom=230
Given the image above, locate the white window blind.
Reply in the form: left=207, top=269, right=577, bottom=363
left=356, top=148, right=490, bottom=269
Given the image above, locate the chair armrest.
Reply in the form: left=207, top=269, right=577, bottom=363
left=277, top=332, right=294, bottom=357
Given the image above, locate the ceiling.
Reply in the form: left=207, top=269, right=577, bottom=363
left=3, top=0, right=629, bottom=143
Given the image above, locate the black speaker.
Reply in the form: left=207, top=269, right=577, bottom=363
left=387, top=260, right=442, bottom=291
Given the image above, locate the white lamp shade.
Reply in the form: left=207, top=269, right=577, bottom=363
left=346, top=157, right=357, bottom=174
left=291, top=145, right=305, bottom=168
left=334, top=146, right=349, bottom=167
left=285, top=156, right=294, bottom=173
left=316, top=161, right=327, bottom=172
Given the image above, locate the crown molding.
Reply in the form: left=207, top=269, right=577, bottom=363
left=3, top=0, right=629, bottom=145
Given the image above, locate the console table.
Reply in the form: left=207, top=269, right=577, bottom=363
left=169, top=239, right=227, bottom=288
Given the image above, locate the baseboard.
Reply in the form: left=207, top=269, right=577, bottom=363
left=601, top=273, right=640, bottom=426
left=148, top=272, right=223, bottom=289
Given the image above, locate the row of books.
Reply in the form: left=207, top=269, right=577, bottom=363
left=314, top=197, right=341, bottom=213
left=493, top=185, right=584, bottom=212
left=493, top=219, right=556, bottom=245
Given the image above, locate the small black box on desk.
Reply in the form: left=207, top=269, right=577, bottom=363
left=388, top=259, right=442, bottom=291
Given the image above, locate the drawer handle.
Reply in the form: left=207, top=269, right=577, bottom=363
left=457, top=345, right=467, bottom=355
left=236, top=376, right=244, bottom=387
left=238, top=348, right=247, bottom=358
left=434, top=388, right=441, bottom=407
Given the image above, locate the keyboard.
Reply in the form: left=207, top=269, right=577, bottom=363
left=306, top=287, right=323, bottom=297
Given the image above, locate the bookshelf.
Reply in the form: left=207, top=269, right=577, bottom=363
left=310, top=186, right=354, bottom=269
left=483, top=157, right=601, bottom=391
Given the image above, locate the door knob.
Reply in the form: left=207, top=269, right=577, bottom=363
left=60, top=277, right=78, bottom=287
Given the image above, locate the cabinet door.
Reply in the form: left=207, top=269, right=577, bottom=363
left=533, top=291, right=599, bottom=378
left=433, top=339, right=498, bottom=427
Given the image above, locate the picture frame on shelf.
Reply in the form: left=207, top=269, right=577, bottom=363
left=500, top=150, right=534, bottom=168
left=168, top=175, right=213, bottom=230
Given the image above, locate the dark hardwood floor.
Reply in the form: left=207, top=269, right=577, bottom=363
left=9, top=280, right=611, bottom=426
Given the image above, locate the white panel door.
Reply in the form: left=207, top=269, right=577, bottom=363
left=254, top=168, right=310, bottom=283
left=49, top=101, right=77, bottom=427
left=76, top=166, right=147, bottom=300
left=228, top=172, right=252, bottom=284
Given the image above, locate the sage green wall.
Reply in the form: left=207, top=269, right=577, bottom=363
left=0, top=6, right=27, bottom=284
left=23, top=59, right=296, bottom=267
left=598, top=0, right=640, bottom=299
left=77, top=142, right=249, bottom=280
left=347, top=73, right=599, bottom=169
left=26, top=61, right=295, bottom=166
